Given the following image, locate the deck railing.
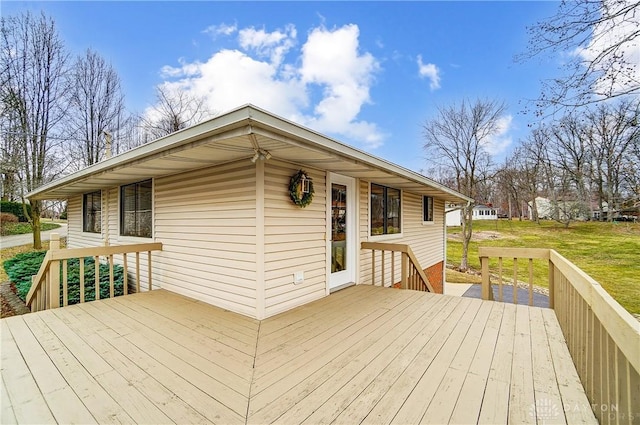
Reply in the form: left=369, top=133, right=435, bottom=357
left=361, top=242, right=434, bottom=292
left=26, top=233, right=163, bottom=312
left=479, top=246, right=640, bottom=424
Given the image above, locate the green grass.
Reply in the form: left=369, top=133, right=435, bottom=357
left=0, top=221, right=60, bottom=236
left=447, top=220, right=640, bottom=315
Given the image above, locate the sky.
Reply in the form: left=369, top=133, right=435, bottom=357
left=3, top=1, right=563, bottom=173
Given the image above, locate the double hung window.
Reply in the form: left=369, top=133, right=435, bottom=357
left=370, top=183, right=401, bottom=236
left=83, top=191, right=101, bottom=233
left=120, top=179, right=152, bottom=238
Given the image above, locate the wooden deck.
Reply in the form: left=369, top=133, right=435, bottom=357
left=1, top=285, right=597, bottom=424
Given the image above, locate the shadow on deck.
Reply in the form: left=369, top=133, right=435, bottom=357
left=1, top=285, right=597, bottom=424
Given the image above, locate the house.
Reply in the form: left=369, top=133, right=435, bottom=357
left=445, top=203, right=462, bottom=226
left=27, top=105, right=470, bottom=320
left=471, top=204, right=497, bottom=220
left=529, top=196, right=590, bottom=221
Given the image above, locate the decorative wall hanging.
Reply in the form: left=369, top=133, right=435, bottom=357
left=289, top=170, right=314, bottom=208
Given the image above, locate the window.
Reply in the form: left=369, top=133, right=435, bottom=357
left=370, top=183, right=401, bottom=235
left=83, top=191, right=101, bottom=233
left=120, top=179, right=152, bottom=238
left=423, top=196, right=434, bottom=222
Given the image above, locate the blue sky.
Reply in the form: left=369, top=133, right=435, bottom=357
left=3, top=1, right=561, bottom=172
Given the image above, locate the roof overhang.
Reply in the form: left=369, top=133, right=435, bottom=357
left=27, top=105, right=471, bottom=204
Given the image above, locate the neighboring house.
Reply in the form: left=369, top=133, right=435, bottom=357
left=529, top=196, right=590, bottom=221
left=27, top=105, right=470, bottom=320
left=530, top=197, right=552, bottom=219
left=445, top=203, right=462, bottom=227
left=472, top=204, right=497, bottom=220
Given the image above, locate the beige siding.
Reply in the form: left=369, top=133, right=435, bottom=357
left=359, top=180, right=445, bottom=286
left=264, top=161, right=327, bottom=317
left=154, top=161, right=258, bottom=317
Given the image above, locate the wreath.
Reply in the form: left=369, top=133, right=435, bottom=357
left=289, top=170, right=314, bottom=208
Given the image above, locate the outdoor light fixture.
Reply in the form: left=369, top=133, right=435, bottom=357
left=300, top=173, right=310, bottom=193
left=250, top=148, right=272, bottom=163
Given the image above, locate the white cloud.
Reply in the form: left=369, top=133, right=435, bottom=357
left=203, top=22, right=237, bottom=38
left=417, top=55, right=441, bottom=90
left=482, top=115, right=513, bottom=156
left=298, top=24, right=383, bottom=147
left=154, top=23, right=384, bottom=148
left=238, top=24, right=296, bottom=66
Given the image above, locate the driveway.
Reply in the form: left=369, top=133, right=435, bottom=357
left=0, top=223, right=67, bottom=249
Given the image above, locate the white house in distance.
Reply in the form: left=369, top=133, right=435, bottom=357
left=445, top=203, right=497, bottom=226
left=27, top=105, right=470, bottom=320
left=472, top=204, right=497, bottom=220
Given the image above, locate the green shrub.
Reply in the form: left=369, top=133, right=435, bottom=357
left=3, top=251, right=126, bottom=305
left=0, top=201, right=32, bottom=222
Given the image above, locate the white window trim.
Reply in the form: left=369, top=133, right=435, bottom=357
left=117, top=178, right=155, bottom=242
left=367, top=182, right=404, bottom=241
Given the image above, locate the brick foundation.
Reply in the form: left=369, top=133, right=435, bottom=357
left=390, top=260, right=445, bottom=294
left=424, top=261, right=444, bottom=294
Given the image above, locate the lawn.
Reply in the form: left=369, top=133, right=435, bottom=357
left=1, top=221, right=60, bottom=236
left=447, top=219, right=640, bottom=315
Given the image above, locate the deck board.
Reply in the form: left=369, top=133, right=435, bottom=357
left=0, top=286, right=596, bottom=424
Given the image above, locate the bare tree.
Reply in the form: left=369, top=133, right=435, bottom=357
left=0, top=104, right=24, bottom=201
left=586, top=99, right=640, bottom=220
left=523, top=0, right=640, bottom=112
left=0, top=11, right=69, bottom=248
left=522, top=127, right=558, bottom=221
left=140, top=84, right=212, bottom=139
left=549, top=114, right=592, bottom=215
left=499, top=144, right=542, bottom=222
left=67, top=48, right=125, bottom=169
left=526, top=123, right=590, bottom=227
left=423, top=98, right=507, bottom=271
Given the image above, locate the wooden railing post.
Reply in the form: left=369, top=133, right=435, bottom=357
left=48, top=234, right=61, bottom=308
left=480, top=256, right=493, bottom=300
left=30, top=276, right=37, bottom=312
left=548, top=259, right=555, bottom=309
left=401, top=253, right=408, bottom=289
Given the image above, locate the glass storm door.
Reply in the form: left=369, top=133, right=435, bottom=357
left=330, top=174, right=356, bottom=290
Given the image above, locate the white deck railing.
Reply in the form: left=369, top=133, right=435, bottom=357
left=479, top=247, right=640, bottom=424
left=26, top=233, right=162, bottom=312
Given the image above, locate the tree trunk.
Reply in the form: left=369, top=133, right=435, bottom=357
left=30, top=200, right=42, bottom=249
left=459, top=205, right=473, bottom=272
left=531, top=198, right=539, bottom=223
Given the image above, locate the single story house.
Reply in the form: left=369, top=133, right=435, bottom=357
left=27, top=105, right=470, bottom=319
left=472, top=204, right=497, bottom=220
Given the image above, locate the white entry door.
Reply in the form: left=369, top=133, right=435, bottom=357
left=329, top=174, right=356, bottom=291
